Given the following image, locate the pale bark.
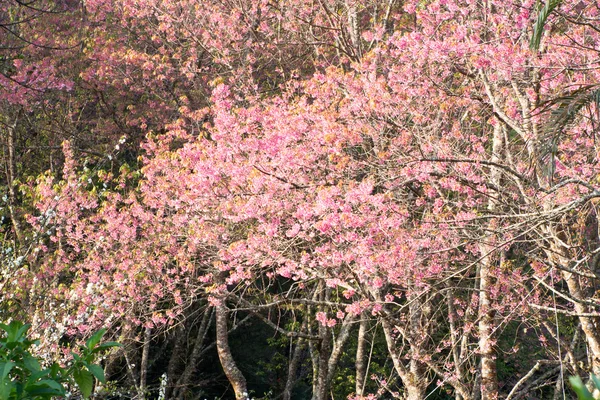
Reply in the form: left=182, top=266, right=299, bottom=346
left=561, top=266, right=600, bottom=375
left=124, top=349, right=141, bottom=396
left=345, top=0, right=361, bottom=58
left=380, top=316, right=426, bottom=400
left=308, top=322, right=320, bottom=398
left=478, top=122, right=503, bottom=400
left=447, top=288, right=466, bottom=400
left=325, top=314, right=357, bottom=388
left=355, top=315, right=368, bottom=397
left=4, top=116, right=23, bottom=247
left=478, top=257, right=498, bottom=400
left=542, top=229, right=600, bottom=379
left=308, top=286, right=358, bottom=400
left=215, top=303, right=249, bottom=400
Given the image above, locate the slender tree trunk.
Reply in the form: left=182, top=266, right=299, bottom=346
left=164, top=324, right=186, bottom=399
left=309, top=311, right=357, bottom=400
left=448, top=288, right=465, bottom=400
left=408, top=292, right=428, bottom=397
left=4, top=116, right=23, bottom=247
left=283, top=337, right=306, bottom=400
left=478, top=257, right=498, bottom=400
left=326, top=314, right=357, bottom=388
left=124, top=349, right=141, bottom=395
left=355, top=315, right=368, bottom=397
left=312, top=321, right=332, bottom=400
left=561, top=265, right=600, bottom=375
left=478, top=122, right=503, bottom=400
left=380, top=317, right=426, bottom=400
left=174, top=306, right=213, bottom=399
left=543, top=229, right=600, bottom=380
left=308, top=339, right=320, bottom=397
left=345, top=0, right=360, bottom=58
left=310, top=287, right=358, bottom=400
left=472, top=372, right=481, bottom=400
left=138, top=327, right=152, bottom=400
left=215, top=303, right=249, bottom=400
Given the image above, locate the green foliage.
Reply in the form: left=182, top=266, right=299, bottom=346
left=0, top=321, right=120, bottom=400
left=569, top=374, right=600, bottom=399
left=530, top=0, right=563, bottom=51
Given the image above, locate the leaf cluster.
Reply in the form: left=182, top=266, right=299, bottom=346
left=0, top=321, right=120, bottom=400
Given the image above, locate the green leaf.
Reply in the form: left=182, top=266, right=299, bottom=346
left=4, top=342, right=17, bottom=351
left=25, top=379, right=65, bottom=398
left=0, top=361, right=14, bottom=381
left=22, top=354, right=41, bottom=372
left=24, top=386, right=64, bottom=399
left=26, top=369, right=52, bottom=383
left=86, top=364, right=105, bottom=383
left=34, top=379, right=65, bottom=393
left=73, top=368, right=94, bottom=399
left=530, top=0, right=563, bottom=51
left=0, top=383, right=13, bottom=400
left=592, top=374, right=600, bottom=391
left=13, top=323, right=30, bottom=343
left=1, top=321, right=28, bottom=343
left=48, top=363, right=63, bottom=378
left=0, top=361, right=14, bottom=400
left=85, top=328, right=106, bottom=350
left=93, top=341, right=122, bottom=353
left=536, top=86, right=600, bottom=180
left=569, top=376, right=594, bottom=400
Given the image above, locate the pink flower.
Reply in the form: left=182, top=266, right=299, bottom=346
left=316, top=312, right=328, bottom=326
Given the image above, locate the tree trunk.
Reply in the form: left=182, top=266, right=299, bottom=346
left=380, top=317, right=426, bottom=400
left=215, top=303, right=249, bottom=400
left=478, top=122, right=503, bottom=400
left=164, top=324, right=186, bottom=399
left=345, top=0, right=361, bottom=58
left=561, top=266, right=600, bottom=375
left=4, top=116, right=23, bottom=247
left=174, top=306, right=213, bottom=399
left=478, top=257, right=498, bottom=400
left=544, top=231, right=600, bottom=379
left=355, top=315, right=368, bottom=397
left=448, top=288, right=465, bottom=400
left=326, top=314, right=357, bottom=389
left=283, top=337, right=306, bottom=400
left=312, top=324, right=332, bottom=400
left=138, top=327, right=152, bottom=400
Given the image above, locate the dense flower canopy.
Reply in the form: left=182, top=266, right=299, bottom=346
left=3, top=0, right=600, bottom=399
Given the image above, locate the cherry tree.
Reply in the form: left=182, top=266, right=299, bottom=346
left=12, top=0, right=600, bottom=399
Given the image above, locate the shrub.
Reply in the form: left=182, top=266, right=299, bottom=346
left=0, top=321, right=119, bottom=399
